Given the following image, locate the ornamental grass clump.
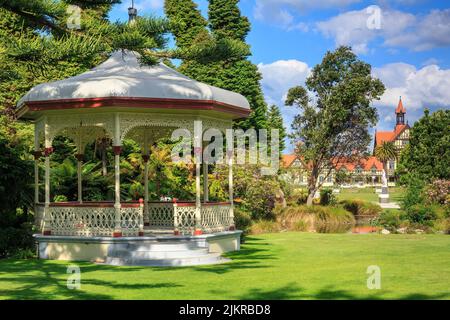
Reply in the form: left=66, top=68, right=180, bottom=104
left=275, top=205, right=355, bottom=233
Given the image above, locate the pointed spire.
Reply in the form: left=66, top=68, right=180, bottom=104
left=395, top=96, right=406, bottom=114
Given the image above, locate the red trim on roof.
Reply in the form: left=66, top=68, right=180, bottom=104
left=18, top=97, right=251, bottom=119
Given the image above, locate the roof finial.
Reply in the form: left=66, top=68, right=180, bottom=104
left=128, top=0, right=137, bottom=23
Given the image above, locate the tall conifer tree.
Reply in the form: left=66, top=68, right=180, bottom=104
left=164, top=0, right=268, bottom=131
left=267, top=104, right=286, bottom=152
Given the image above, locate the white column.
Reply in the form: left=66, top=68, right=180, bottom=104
left=113, top=113, right=122, bottom=237
left=228, top=150, right=235, bottom=230
left=43, top=119, right=52, bottom=235
left=203, top=162, right=209, bottom=202
left=33, top=125, right=40, bottom=204
left=76, top=128, right=83, bottom=203
left=143, top=130, right=150, bottom=226
left=194, top=121, right=202, bottom=235
left=144, top=158, right=149, bottom=225
left=34, top=157, right=40, bottom=203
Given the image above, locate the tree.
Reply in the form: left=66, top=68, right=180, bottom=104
left=164, top=0, right=207, bottom=49
left=208, top=0, right=250, bottom=41
left=285, top=46, right=385, bottom=206
left=398, top=109, right=450, bottom=182
left=165, top=0, right=268, bottom=131
left=267, top=104, right=286, bottom=152
left=374, top=141, right=396, bottom=191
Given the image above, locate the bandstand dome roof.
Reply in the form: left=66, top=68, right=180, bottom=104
left=16, top=50, right=250, bottom=119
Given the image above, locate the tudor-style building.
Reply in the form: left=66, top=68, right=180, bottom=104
left=373, top=97, right=410, bottom=179
left=281, top=155, right=385, bottom=187
left=281, top=98, right=410, bottom=187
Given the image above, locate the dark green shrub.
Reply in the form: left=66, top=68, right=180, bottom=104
left=0, top=225, right=34, bottom=258
left=320, top=188, right=336, bottom=205
left=405, top=204, right=438, bottom=226
left=377, top=209, right=407, bottom=230
left=234, top=207, right=253, bottom=238
left=402, top=176, right=426, bottom=209
left=53, top=195, right=68, bottom=202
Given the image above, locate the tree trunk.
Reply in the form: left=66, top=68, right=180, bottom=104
left=306, top=192, right=315, bottom=206
left=306, top=167, right=318, bottom=206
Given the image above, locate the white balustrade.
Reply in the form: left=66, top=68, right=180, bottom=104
left=35, top=201, right=232, bottom=236
left=201, top=204, right=233, bottom=233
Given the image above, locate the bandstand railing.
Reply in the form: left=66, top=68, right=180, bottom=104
left=35, top=201, right=233, bottom=237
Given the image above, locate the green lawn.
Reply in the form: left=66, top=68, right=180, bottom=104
left=1, top=232, right=449, bottom=300
left=337, top=187, right=405, bottom=204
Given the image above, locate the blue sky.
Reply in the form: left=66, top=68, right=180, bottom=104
left=109, top=1, right=450, bottom=152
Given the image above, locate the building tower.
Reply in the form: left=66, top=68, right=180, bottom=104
left=395, top=96, right=406, bottom=126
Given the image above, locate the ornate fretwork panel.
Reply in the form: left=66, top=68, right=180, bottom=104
left=119, top=113, right=232, bottom=145
left=125, top=126, right=176, bottom=150
left=174, top=206, right=196, bottom=235
left=120, top=207, right=142, bottom=237
left=201, top=204, right=232, bottom=233
left=49, top=206, right=116, bottom=236
left=148, top=202, right=174, bottom=229
left=60, top=126, right=110, bottom=153
left=48, top=206, right=141, bottom=237
left=44, top=113, right=115, bottom=145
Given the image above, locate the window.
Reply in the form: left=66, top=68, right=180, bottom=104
left=327, top=176, right=333, bottom=183
left=388, top=161, right=395, bottom=170
left=319, top=176, right=324, bottom=183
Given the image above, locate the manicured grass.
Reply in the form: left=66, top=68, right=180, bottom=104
left=337, top=187, right=405, bottom=204
left=1, top=232, right=449, bottom=299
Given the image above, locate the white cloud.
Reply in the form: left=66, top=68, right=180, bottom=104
left=258, top=59, right=310, bottom=105
left=253, top=0, right=360, bottom=30
left=373, top=63, right=450, bottom=110
left=316, top=7, right=450, bottom=53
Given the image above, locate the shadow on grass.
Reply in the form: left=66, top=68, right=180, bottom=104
left=0, top=259, right=182, bottom=300
left=236, top=283, right=450, bottom=300
left=151, top=236, right=277, bottom=275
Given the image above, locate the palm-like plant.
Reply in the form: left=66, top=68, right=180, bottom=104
left=375, top=141, right=397, bottom=190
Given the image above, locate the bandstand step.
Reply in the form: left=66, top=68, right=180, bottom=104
left=109, top=247, right=209, bottom=259
left=105, top=253, right=229, bottom=267
left=112, top=241, right=204, bottom=252
left=103, top=238, right=230, bottom=266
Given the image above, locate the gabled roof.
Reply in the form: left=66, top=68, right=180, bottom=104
left=395, top=97, right=406, bottom=114
left=362, top=156, right=384, bottom=170
left=281, top=154, right=299, bottom=168
left=375, top=124, right=409, bottom=146
left=375, top=131, right=395, bottom=144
